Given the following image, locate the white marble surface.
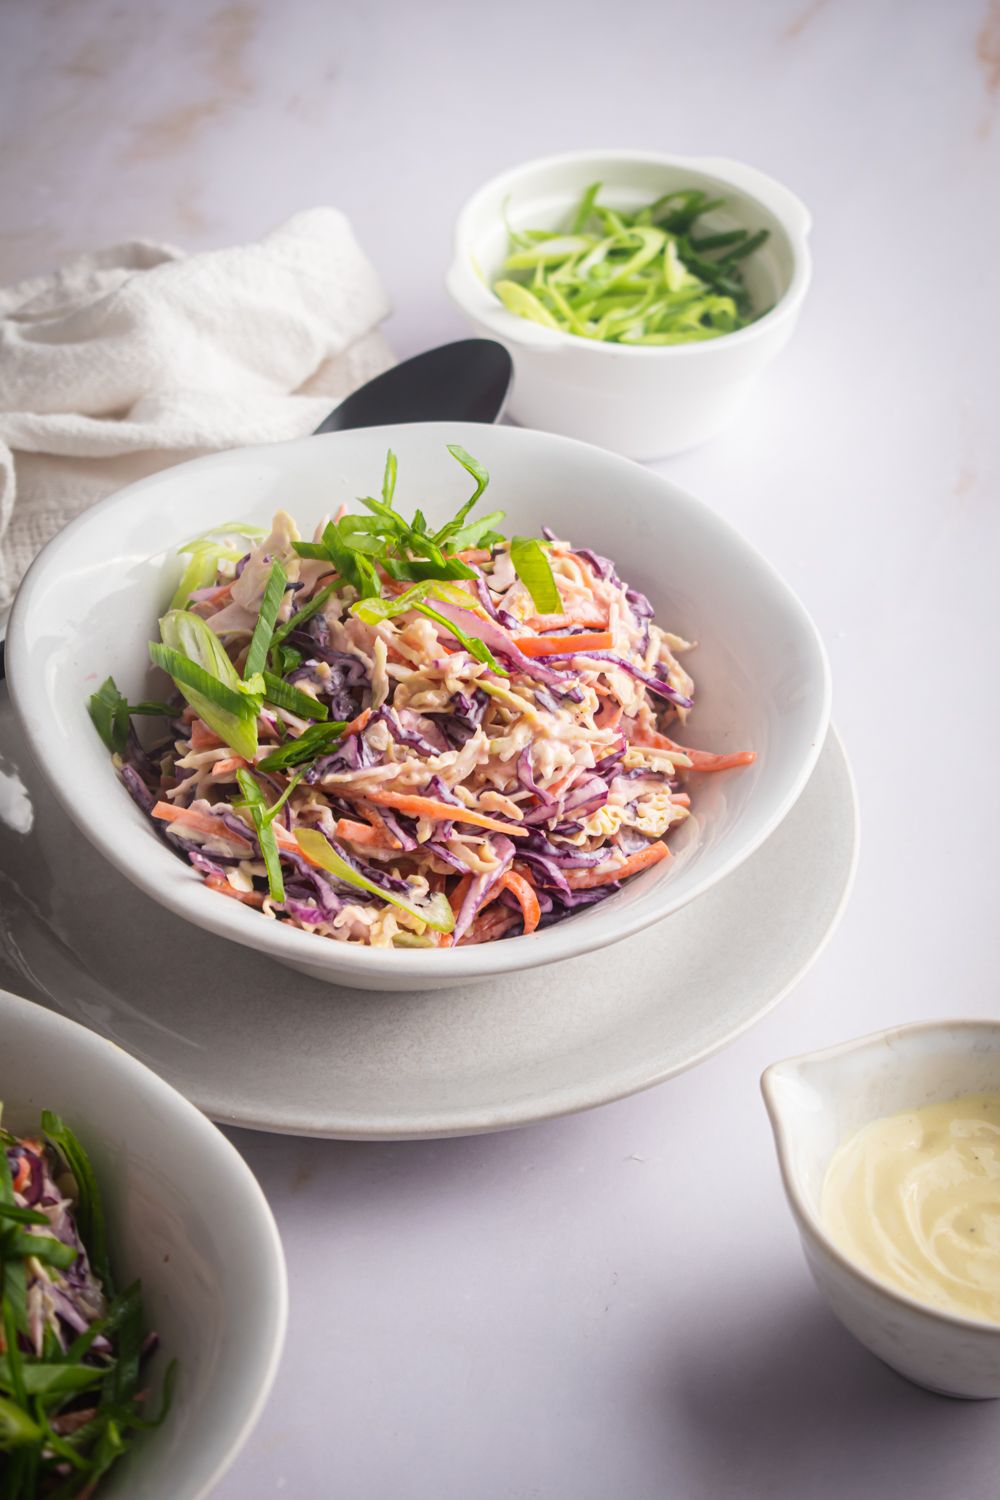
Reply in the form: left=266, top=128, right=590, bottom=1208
left=3, top=0, right=1000, bottom=1495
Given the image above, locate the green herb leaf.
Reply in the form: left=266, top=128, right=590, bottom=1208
left=1, top=1227, right=77, bottom=1269
left=40, top=1112, right=113, bottom=1293
left=0, top=1203, right=49, bottom=1226
left=87, top=677, right=130, bottom=754
left=103, top=1283, right=143, bottom=1409
left=127, top=700, right=174, bottom=716
left=272, top=644, right=302, bottom=677
left=0, top=1357, right=104, bottom=1400
left=244, top=560, right=287, bottom=679
left=87, top=679, right=173, bottom=755
left=256, top=721, right=347, bottom=773
left=510, top=536, right=562, bottom=615
left=291, top=541, right=331, bottom=561
left=443, top=445, right=489, bottom=522
left=0, top=1393, right=41, bottom=1447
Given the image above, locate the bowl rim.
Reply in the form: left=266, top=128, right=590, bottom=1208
left=6, top=420, right=831, bottom=984
left=447, top=147, right=813, bottom=360
left=0, top=983, right=289, bottom=1499
left=762, top=1018, right=1000, bottom=1338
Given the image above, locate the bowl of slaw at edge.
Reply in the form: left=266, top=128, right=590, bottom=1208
left=6, top=422, right=830, bottom=992
left=0, top=985, right=287, bottom=1498
left=446, top=149, right=812, bottom=460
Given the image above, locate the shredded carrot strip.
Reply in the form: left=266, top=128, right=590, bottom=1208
left=358, top=805, right=402, bottom=848
left=566, top=840, right=670, bottom=889
left=457, top=548, right=492, bottom=563
left=501, top=869, right=540, bottom=934
left=151, top=801, right=252, bottom=848
left=206, top=582, right=233, bottom=603
left=363, top=790, right=528, bottom=838
left=204, top=873, right=264, bottom=907
left=344, top=707, right=372, bottom=737
left=210, top=756, right=247, bottom=779
left=684, top=748, right=756, bottom=772
left=449, top=873, right=473, bottom=917
left=631, top=723, right=756, bottom=772
left=190, top=719, right=223, bottom=751
left=459, top=907, right=519, bottom=946
left=333, top=817, right=394, bottom=849
left=594, top=701, right=623, bottom=731
left=12, top=1157, right=30, bottom=1194
left=513, top=630, right=613, bottom=658
left=545, top=769, right=579, bottom=799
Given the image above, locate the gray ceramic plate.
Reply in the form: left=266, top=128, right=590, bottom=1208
left=0, top=683, right=857, bottom=1138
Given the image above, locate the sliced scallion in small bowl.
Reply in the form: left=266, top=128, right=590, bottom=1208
left=493, top=182, right=769, bottom=346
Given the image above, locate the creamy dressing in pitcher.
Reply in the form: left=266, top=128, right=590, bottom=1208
left=822, top=1094, right=1000, bottom=1323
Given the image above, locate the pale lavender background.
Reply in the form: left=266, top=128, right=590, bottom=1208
left=2, top=0, right=1000, bottom=1495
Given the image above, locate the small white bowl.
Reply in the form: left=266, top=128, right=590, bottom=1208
left=0, top=986, right=288, bottom=1495
left=7, top=422, right=829, bottom=991
left=762, top=1021, right=1000, bottom=1399
left=446, top=149, right=812, bottom=459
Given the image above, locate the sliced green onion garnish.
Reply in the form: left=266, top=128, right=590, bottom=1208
left=260, top=769, right=304, bottom=825
left=245, top=560, right=287, bottom=679
left=176, top=521, right=267, bottom=553
left=351, top=579, right=509, bottom=677
left=413, top=602, right=508, bottom=677
left=257, top=720, right=347, bottom=772
left=271, top=580, right=339, bottom=648
left=296, top=827, right=454, bottom=933
left=261, top=671, right=329, bottom=721
left=493, top=182, right=767, bottom=344
left=152, top=611, right=261, bottom=760
left=510, top=536, right=561, bottom=615
left=235, top=768, right=284, bottom=903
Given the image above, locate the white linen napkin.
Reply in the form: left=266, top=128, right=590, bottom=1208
left=0, top=208, right=395, bottom=608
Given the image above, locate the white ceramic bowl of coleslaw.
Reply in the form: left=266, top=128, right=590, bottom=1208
left=0, top=985, right=287, bottom=1497
left=6, top=422, right=830, bottom=991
